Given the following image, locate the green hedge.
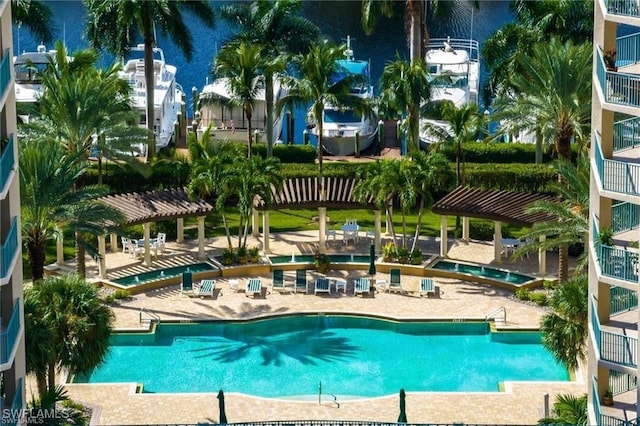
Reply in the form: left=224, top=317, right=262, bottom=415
left=464, top=163, right=556, bottom=193
left=434, top=141, right=576, bottom=164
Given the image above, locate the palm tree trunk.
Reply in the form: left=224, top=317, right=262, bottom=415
left=408, top=104, right=420, bottom=153
left=144, top=34, right=156, bottom=158
left=265, top=72, right=275, bottom=157
left=406, top=0, right=423, bottom=63
left=558, top=244, right=569, bottom=283
left=246, top=107, right=253, bottom=158
left=76, top=231, right=86, bottom=278
left=411, top=195, right=425, bottom=253
left=27, top=231, right=47, bottom=282
left=221, top=212, right=233, bottom=248
left=317, top=106, right=325, bottom=202
left=47, top=361, right=56, bottom=394
left=36, top=372, right=47, bottom=397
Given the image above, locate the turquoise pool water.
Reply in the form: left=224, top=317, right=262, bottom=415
left=112, top=262, right=217, bottom=287
left=429, top=260, right=534, bottom=286
left=76, top=315, right=568, bottom=397
left=270, top=254, right=370, bottom=264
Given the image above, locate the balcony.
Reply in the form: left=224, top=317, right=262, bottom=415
left=597, top=35, right=640, bottom=109
left=594, top=131, right=640, bottom=198
left=0, top=298, right=21, bottom=367
left=605, top=0, right=640, bottom=18
left=593, top=215, right=639, bottom=284
left=592, top=376, right=639, bottom=426
left=0, top=216, right=18, bottom=285
left=0, top=135, right=14, bottom=197
left=0, top=49, right=9, bottom=103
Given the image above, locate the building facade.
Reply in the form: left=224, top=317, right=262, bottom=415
left=590, top=0, right=640, bottom=424
left=0, top=0, right=25, bottom=420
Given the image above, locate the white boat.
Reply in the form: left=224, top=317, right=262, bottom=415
left=420, top=37, right=480, bottom=146
left=14, top=44, right=56, bottom=122
left=119, top=44, right=184, bottom=151
left=313, top=36, right=377, bottom=156
left=196, top=76, right=284, bottom=143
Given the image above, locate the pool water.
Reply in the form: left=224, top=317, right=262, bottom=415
left=76, top=315, right=568, bottom=397
left=429, top=260, right=534, bottom=285
left=112, top=262, right=217, bottom=286
left=270, top=254, right=371, bottom=264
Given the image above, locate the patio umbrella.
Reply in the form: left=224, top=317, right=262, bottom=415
left=368, top=243, right=376, bottom=276
left=398, top=388, right=407, bottom=423
left=217, top=390, right=228, bottom=424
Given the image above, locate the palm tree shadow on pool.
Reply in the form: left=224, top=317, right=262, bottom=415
left=187, top=330, right=360, bottom=366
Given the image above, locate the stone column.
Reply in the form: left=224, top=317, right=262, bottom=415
left=98, top=235, right=107, bottom=279
left=539, top=235, right=546, bottom=275
left=55, top=226, right=64, bottom=265
left=494, top=221, right=503, bottom=264
left=177, top=218, right=184, bottom=243
left=110, top=233, right=118, bottom=253
left=252, top=208, right=259, bottom=237
left=374, top=210, right=382, bottom=253
left=197, top=216, right=206, bottom=260
left=462, top=216, right=470, bottom=241
left=318, top=207, right=327, bottom=254
left=143, top=222, right=152, bottom=267
left=263, top=211, right=271, bottom=254
left=440, top=215, right=448, bottom=257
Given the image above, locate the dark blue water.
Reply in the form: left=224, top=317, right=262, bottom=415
left=13, top=1, right=514, bottom=142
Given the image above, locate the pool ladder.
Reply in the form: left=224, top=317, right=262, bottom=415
left=139, top=308, right=161, bottom=325
left=484, top=306, right=506, bottom=324
left=318, top=381, right=340, bottom=408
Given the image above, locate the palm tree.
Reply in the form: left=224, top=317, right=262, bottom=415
left=12, top=0, right=54, bottom=43
left=493, top=38, right=592, bottom=162
left=219, top=0, right=320, bottom=156
left=277, top=40, right=372, bottom=200
left=24, top=274, right=114, bottom=395
left=538, top=393, right=587, bottom=425
left=379, top=55, right=431, bottom=153
left=540, top=274, right=588, bottom=372
left=84, top=0, right=216, bottom=158
left=214, top=41, right=265, bottom=158
left=424, top=101, right=483, bottom=186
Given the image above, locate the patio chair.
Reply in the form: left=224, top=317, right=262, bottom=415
left=325, top=228, right=337, bottom=240
left=195, top=279, right=215, bottom=298
left=181, top=270, right=193, bottom=296
left=354, top=277, right=370, bottom=296
left=271, top=269, right=288, bottom=293
left=294, top=270, right=308, bottom=294
left=419, top=278, right=435, bottom=297
left=121, top=237, right=132, bottom=254
left=156, top=232, right=166, bottom=254
left=246, top=278, right=263, bottom=298
left=314, top=277, right=331, bottom=295
left=388, top=268, right=404, bottom=294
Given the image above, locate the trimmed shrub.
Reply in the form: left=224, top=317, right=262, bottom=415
left=528, top=292, right=549, bottom=306
left=515, top=288, right=530, bottom=301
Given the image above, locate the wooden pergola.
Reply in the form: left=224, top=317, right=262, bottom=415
left=431, top=186, right=557, bottom=273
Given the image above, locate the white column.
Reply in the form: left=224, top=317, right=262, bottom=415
left=440, top=215, right=448, bottom=257
left=110, top=233, right=118, bottom=253
left=98, top=235, right=107, bottom=279
left=539, top=235, right=547, bottom=275
left=263, top=211, right=271, bottom=254
left=462, top=216, right=470, bottom=241
left=177, top=218, right=184, bottom=243
left=55, top=226, right=64, bottom=265
left=143, top=222, right=152, bottom=267
left=318, top=207, right=327, bottom=254
left=494, top=221, right=503, bottom=264
left=374, top=210, right=382, bottom=253
left=385, top=206, right=393, bottom=235
left=197, top=216, right=206, bottom=260
left=252, top=208, right=259, bottom=237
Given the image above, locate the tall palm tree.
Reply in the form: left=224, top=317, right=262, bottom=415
left=219, top=0, right=320, bottom=156
left=379, top=55, right=431, bottom=153
left=24, top=275, right=114, bottom=395
left=277, top=40, right=371, bottom=201
left=84, top=0, right=215, bottom=158
left=12, top=0, right=54, bottom=43
left=214, top=41, right=265, bottom=158
left=424, top=101, right=483, bottom=186
left=540, top=274, right=588, bottom=372
left=493, top=38, right=592, bottom=162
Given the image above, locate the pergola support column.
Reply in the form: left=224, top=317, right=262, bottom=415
left=177, top=218, right=184, bottom=243
left=252, top=208, right=259, bottom=237
left=143, top=222, right=152, bottom=267
left=98, top=235, right=107, bottom=279
left=55, top=226, right=64, bottom=265
left=263, top=211, right=271, bottom=254
left=197, top=216, right=206, bottom=260
left=462, top=216, right=470, bottom=241
left=440, top=215, right=448, bottom=257
left=374, top=210, right=382, bottom=253
left=110, top=233, right=118, bottom=253
left=494, top=221, right=503, bottom=263
left=318, top=207, right=327, bottom=254
left=539, top=235, right=547, bottom=275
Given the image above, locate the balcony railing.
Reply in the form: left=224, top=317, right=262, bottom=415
left=593, top=215, right=639, bottom=284
left=2, top=378, right=23, bottom=426
left=592, top=297, right=638, bottom=367
left=595, top=133, right=640, bottom=196
left=606, top=0, right=640, bottom=17
left=0, top=135, right=15, bottom=196
left=611, top=286, right=638, bottom=315
left=0, top=298, right=21, bottom=365
left=613, top=116, right=640, bottom=151
left=609, top=369, right=637, bottom=395
left=611, top=201, right=640, bottom=233
left=0, top=216, right=17, bottom=282
left=0, top=49, right=9, bottom=101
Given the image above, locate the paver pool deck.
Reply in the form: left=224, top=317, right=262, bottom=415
left=56, top=231, right=585, bottom=425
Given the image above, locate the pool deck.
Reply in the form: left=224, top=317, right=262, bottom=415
left=54, top=231, right=585, bottom=425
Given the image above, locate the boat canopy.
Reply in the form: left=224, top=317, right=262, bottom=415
left=330, top=59, right=369, bottom=86
left=426, top=49, right=470, bottom=66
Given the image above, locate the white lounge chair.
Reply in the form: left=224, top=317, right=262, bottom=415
left=246, top=278, right=262, bottom=298
left=195, top=279, right=215, bottom=298
left=314, top=277, right=331, bottom=295
left=388, top=268, right=404, bottom=294
left=354, top=277, right=370, bottom=296
left=419, top=278, right=435, bottom=297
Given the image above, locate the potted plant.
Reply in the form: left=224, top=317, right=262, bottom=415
left=598, top=227, right=614, bottom=246
left=397, top=246, right=410, bottom=264
left=313, top=252, right=331, bottom=273
left=410, top=248, right=423, bottom=265
left=603, top=387, right=614, bottom=406
left=382, top=242, right=396, bottom=262
left=604, top=49, right=618, bottom=71
left=236, top=245, right=248, bottom=265
left=248, top=246, right=260, bottom=263
left=221, top=246, right=235, bottom=266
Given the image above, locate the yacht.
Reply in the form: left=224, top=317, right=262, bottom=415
left=420, top=37, right=480, bottom=145
left=196, top=76, right=284, bottom=143
left=14, top=44, right=56, bottom=121
left=313, top=36, right=377, bottom=156
left=119, top=44, right=184, bottom=151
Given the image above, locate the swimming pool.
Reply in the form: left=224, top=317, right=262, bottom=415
left=428, top=260, right=535, bottom=286
left=75, top=315, right=569, bottom=398
left=270, top=254, right=370, bottom=264
left=112, top=262, right=217, bottom=287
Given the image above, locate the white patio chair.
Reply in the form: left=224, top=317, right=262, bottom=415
left=156, top=232, right=166, bottom=253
